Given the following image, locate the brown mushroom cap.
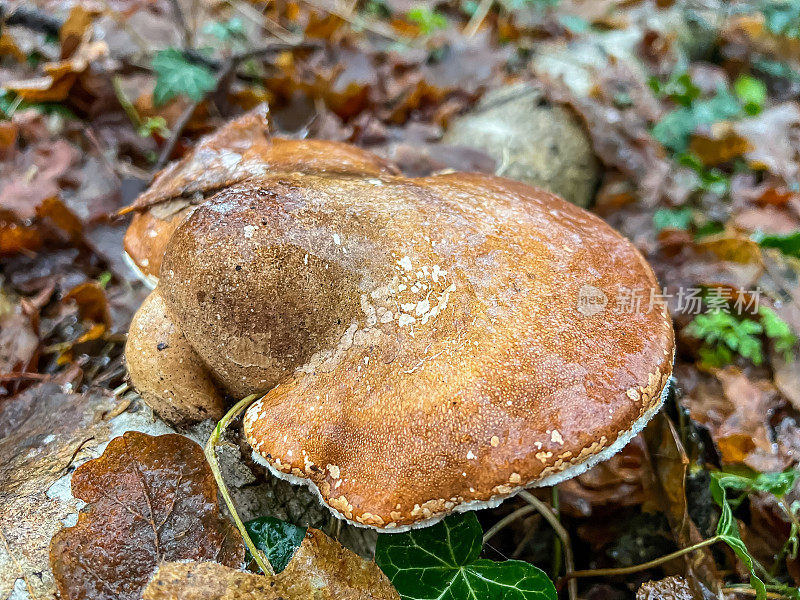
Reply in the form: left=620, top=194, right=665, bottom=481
left=121, top=106, right=398, bottom=282
left=149, top=168, right=673, bottom=531
left=126, top=291, right=225, bottom=423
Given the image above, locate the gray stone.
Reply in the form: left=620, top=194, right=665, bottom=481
left=442, top=83, right=599, bottom=208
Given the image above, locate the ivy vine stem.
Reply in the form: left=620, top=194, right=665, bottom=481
left=204, top=393, right=275, bottom=576
left=560, top=535, right=721, bottom=581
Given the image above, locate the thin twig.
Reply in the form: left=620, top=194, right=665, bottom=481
left=204, top=393, right=274, bottom=576
left=152, top=98, right=199, bottom=173
left=519, top=491, right=577, bottom=600
left=463, top=0, right=493, bottom=37
left=561, top=536, right=721, bottom=581
left=168, top=0, right=192, bottom=48
left=551, top=487, right=562, bottom=581
left=0, top=371, right=52, bottom=381
left=482, top=505, right=537, bottom=544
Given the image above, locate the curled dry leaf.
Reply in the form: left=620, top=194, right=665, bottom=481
left=734, top=104, right=800, bottom=184
left=50, top=431, right=244, bottom=600
left=143, top=528, right=399, bottom=600
left=4, top=40, right=108, bottom=103
left=63, top=282, right=111, bottom=329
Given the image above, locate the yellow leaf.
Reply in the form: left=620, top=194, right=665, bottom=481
left=143, top=528, right=400, bottom=600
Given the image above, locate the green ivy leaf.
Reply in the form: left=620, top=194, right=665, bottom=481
left=758, top=230, right=800, bottom=259
left=152, top=48, right=216, bottom=106
left=244, top=516, right=307, bottom=573
left=708, top=469, right=800, bottom=600
left=712, top=468, right=799, bottom=499
left=375, top=512, right=556, bottom=600
left=710, top=479, right=767, bottom=600
left=653, top=208, right=693, bottom=232
left=652, top=86, right=742, bottom=153
left=202, top=17, right=246, bottom=41
left=763, top=1, right=800, bottom=38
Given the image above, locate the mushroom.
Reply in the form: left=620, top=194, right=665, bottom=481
left=124, top=107, right=674, bottom=530
left=121, top=105, right=399, bottom=286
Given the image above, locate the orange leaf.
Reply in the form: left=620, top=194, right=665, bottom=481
left=60, top=5, right=93, bottom=59
left=0, top=31, right=25, bottom=62
left=689, top=127, right=752, bottom=167
left=62, top=282, right=111, bottom=328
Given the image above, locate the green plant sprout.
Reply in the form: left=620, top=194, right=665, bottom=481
left=686, top=306, right=797, bottom=367
left=406, top=6, right=448, bottom=35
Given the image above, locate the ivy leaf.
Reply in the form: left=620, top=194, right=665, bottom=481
left=707, top=470, right=798, bottom=600
left=244, top=516, right=307, bottom=573
left=653, top=208, right=692, bottom=232
left=152, top=49, right=216, bottom=106
left=406, top=6, right=448, bottom=35
left=758, top=230, right=800, bottom=259
left=711, top=468, right=799, bottom=500
left=375, top=512, right=556, bottom=600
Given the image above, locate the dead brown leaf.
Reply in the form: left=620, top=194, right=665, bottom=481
left=50, top=431, right=244, bottom=600
left=63, top=282, right=111, bottom=328
left=694, top=235, right=764, bottom=266
left=5, top=40, right=108, bottom=103
left=643, top=413, right=720, bottom=589
left=60, top=5, right=94, bottom=59
left=689, top=126, right=752, bottom=167
left=143, top=528, right=399, bottom=600
left=734, top=104, right=800, bottom=184
left=0, top=297, right=38, bottom=377
left=0, top=383, right=116, bottom=599
left=679, top=366, right=788, bottom=471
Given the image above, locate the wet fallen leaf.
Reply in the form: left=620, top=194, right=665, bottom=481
left=0, top=383, right=116, bottom=600
left=680, top=366, right=788, bottom=472
left=5, top=40, right=108, bottom=103
left=695, top=235, right=764, bottom=265
left=63, top=282, right=111, bottom=328
left=642, top=413, right=719, bottom=589
left=60, top=5, right=94, bottom=59
left=0, top=296, right=38, bottom=377
left=559, top=436, right=650, bottom=517
left=143, top=528, right=399, bottom=599
left=50, top=431, right=244, bottom=600
left=734, top=104, right=800, bottom=184
left=689, top=126, right=752, bottom=167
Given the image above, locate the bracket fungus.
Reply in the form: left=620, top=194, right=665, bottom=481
left=124, top=106, right=675, bottom=532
